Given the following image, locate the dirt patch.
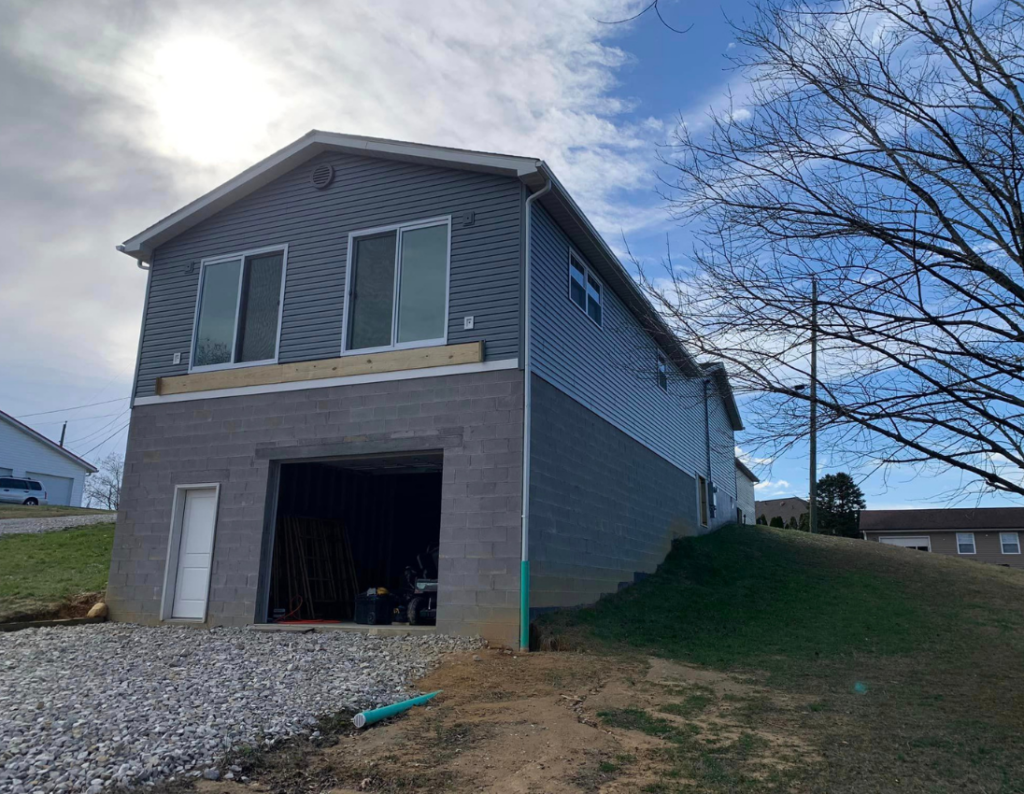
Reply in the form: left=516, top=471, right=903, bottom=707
left=0, top=591, right=102, bottom=624
left=175, top=649, right=832, bottom=794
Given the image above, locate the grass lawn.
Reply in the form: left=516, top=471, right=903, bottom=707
left=0, top=523, right=115, bottom=621
left=538, top=525, right=1024, bottom=793
left=0, top=503, right=115, bottom=520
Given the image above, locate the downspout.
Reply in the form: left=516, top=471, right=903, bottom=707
left=520, top=177, right=551, bottom=652
left=703, top=377, right=712, bottom=525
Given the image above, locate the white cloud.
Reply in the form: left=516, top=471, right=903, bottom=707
left=0, top=0, right=681, bottom=459
left=754, top=478, right=793, bottom=496
left=735, top=445, right=773, bottom=467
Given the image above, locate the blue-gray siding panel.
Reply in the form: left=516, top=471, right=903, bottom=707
left=135, top=152, right=523, bottom=398
left=530, top=204, right=737, bottom=528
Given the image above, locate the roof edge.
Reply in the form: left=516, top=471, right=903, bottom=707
left=0, top=410, right=99, bottom=473
left=735, top=457, right=759, bottom=483
left=700, top=362, right=744, bottom=431
left=119, top=131, right=542, bottom=263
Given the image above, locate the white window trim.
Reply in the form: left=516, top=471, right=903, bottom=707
left=1000, top=531, right=1021, bottom=555
left=567, top=248, right=603, bottom=329
left=657, top=352, right=669, bottom=391
left=340, top=216, right=452, bottom=355
left=956, top=532, right=976, bottom=555
left=879, top=535, right=932, bottom=552
left=188, top=244, right=289, bottom=374
left=159, top=483, right=221, bottom=623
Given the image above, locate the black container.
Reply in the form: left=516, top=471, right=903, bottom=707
left=354, top=592, right=394, bottom=625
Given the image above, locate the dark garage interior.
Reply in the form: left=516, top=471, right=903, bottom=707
left=266, top=452, right=443, bottom=624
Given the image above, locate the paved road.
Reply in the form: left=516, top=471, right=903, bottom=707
left=0, top=514, right=114, bottom=537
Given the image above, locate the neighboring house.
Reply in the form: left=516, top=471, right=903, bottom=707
left=735, top=459, right=758, bottom=525
left=108, top=131, right=743, bottom=648
left=861, top=508, right=1024, bottom=568
left=755, top=496, right=809, bottom=526
left=0, top=409, right=97, bottom=506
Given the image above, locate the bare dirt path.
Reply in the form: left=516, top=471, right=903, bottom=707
left=185, top=648, right=825, bottom=794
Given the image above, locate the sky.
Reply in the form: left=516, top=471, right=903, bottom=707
left=0, top=0, right=1018, bottom=511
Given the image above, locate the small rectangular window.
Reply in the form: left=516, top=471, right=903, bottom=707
left=29, top=482, right=42, bottom=491
left=568, top=251, right=602, bottom=327
left=956, top=532, right=976, bottom=555
left=1000, top=532, right=1020, bottom=554
left=586, top=275, right=602, bottom=325
left=346, top=219, right=450, bottom=352
left=657, top=353, right=668, bottom=391
left=569, top=256, right=586, bottom=310
left=698, top=475, right=709, bottom=527
left=193, top=248, right=285, bottom=369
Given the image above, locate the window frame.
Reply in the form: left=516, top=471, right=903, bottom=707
left=567, top=248, right=603, bottom=329
left=188, top=244, right=289, bottom=374
left=657, top=352, right=669, bottom=391
left=340, top=216, right=453, bottom=355
left=956, top=532, right=976, bottom=555
left=1000, top=531, right=1021, bottom=555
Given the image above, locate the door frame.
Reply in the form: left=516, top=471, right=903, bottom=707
left=160, top=483, right=221, bottom=622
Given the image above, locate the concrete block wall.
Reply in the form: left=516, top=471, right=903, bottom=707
left=108, top=368, right=524, bottom=646
left=528, top=374, right=699, bottom=611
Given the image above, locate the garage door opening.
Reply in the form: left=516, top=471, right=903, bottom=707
left=265, top=452, right=443, bottom=626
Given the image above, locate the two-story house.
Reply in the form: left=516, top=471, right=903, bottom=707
left=109, top=131, right=742, bottom=648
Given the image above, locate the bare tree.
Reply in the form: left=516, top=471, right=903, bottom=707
left=642, top=0, right=1024, bottom=499
left=84, top=452, right=124, bottom=511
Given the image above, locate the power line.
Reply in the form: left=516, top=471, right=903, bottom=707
left=68, top=408, right=132, bottom=447
left=76, top=422, right=131, bottom=459
left=16, top=396, right=129, bottom=419
left=28, top=411, right=127, bottom=427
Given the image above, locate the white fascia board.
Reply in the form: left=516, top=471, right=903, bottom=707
left=119, top=131, right=541, bottom=263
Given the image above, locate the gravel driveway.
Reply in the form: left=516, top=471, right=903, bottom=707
left=0, top=624, right=480, bottom=794
left=0, top=515, right=114, bottom=537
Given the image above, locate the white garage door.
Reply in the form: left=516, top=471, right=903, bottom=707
left=880, top=536, right=931, bottom=552
left=27, top=472, right=74, bottom=506
left=0, top=468, right=11, bottom=477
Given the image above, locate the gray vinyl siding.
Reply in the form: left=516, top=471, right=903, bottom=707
left=530, top=204, right=736, bottom=529
left=135, top=151, right=522, bottom=398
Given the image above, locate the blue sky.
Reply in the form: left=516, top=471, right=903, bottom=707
left=0, top=0, right=1017, bottom=510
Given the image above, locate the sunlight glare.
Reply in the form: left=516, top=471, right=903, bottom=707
left=146, top=35, right=279, bottom=166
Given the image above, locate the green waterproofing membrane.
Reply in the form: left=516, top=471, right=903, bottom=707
left=351, top=690, right=442, bottom=728
left=520, top=559, right=530, bottom=650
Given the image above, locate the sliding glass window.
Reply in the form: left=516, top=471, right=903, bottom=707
left=346, top=219, right=450, bottom=352
left=192, top=248, right=285, bottom=369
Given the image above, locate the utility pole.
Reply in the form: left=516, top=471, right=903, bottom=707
left=809, top=277, right=818, bottom=534
left=59, top=421, right=67, bottom=448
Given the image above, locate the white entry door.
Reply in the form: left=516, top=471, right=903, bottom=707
left=171, top=488, right=219, bottom=620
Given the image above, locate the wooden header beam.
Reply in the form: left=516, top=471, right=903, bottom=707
left=156, top=342, right=484, bottom=396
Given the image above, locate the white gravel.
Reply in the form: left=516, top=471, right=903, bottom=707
left=0, top=515, right=114, bottom=537
left=0, top=624, right=481, bottom=794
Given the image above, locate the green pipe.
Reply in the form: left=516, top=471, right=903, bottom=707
left=520, top=559, right=530, bottom=651
left=351, top=690, right=441, bottom=729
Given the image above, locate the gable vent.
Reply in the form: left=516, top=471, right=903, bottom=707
left=310, top=163, right=335, bottom=190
